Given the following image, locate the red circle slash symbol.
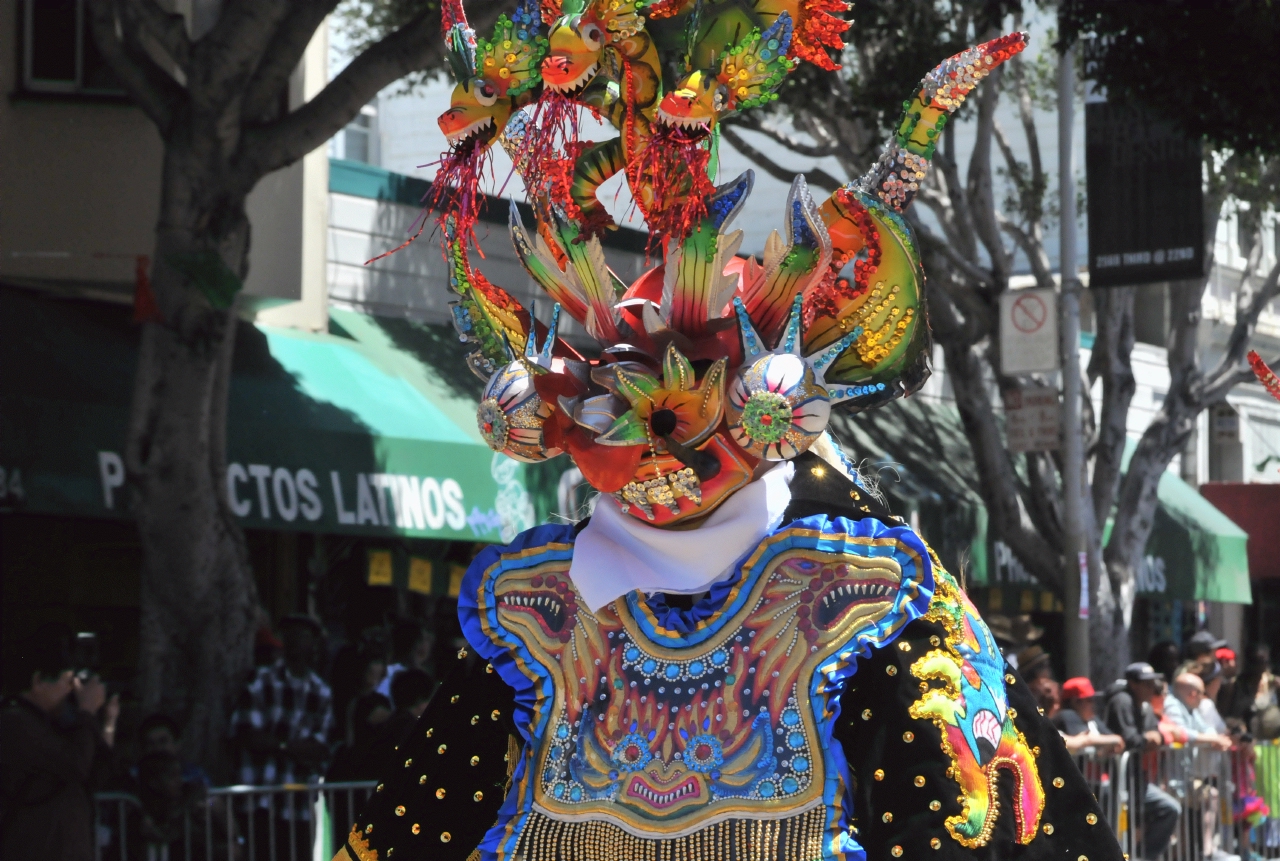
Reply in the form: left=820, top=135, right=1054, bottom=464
left=1010, top=294, right=1047, bottom=334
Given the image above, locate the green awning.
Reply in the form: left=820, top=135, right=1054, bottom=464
left=0, top=284, right=567, bottom=543
left=1109, top=441, right=1252, bottom=604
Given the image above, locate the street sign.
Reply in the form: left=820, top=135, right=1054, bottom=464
left=999, top=287, right=1059, bottom=374
left=1083, top=40, right=1205, bottom=288
left=1005, top=384, right=1061, bottom=453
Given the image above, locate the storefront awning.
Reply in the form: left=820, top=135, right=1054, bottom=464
left=0, top=284, right=568, bottom=543
left=1102, top=442, right=1250, bottom=604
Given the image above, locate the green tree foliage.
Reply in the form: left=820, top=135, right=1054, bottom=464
left=1061, top=0, right=1280, bottom=155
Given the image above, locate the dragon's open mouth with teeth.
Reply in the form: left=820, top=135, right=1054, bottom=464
left=625, top=773, right=703, bottom=811
left=500, top=590, right=569, bottom=634
left=813, top=577, right=898, bottom=627
left=655, top=108, right=712, bottom=144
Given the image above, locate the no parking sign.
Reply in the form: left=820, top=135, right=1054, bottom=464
left=998, top=287, right=1059, bottom=375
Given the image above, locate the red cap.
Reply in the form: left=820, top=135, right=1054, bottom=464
left=1061, top=677, right=1097, bottom=701
left=1216, top=647, right=1236, bottom=662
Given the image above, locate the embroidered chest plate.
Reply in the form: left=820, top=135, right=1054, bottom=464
left=469, top=523, right=934, bottom=860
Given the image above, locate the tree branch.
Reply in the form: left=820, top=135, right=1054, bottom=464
left=85, top=0, right=183, bottom=130
left=122, top=0, right=191, bottom=72
left=1086, top=287, right=1136, bottom=548
left=729, top=115, right=841, bottom=159
left=965, top=57, right=1011, bottom=281
left=191, top=0, right=292, bottom=110
left=1204, top=255, right=1280, bottom=402
left=997, top=215, right=1054, bottom=290
left=719, top=126, right=843, bottom=192
left=240, top=0, right=340, bottom=125
left=236, top=1, right=510, bottom=186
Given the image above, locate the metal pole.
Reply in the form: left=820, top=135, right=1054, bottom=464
left=1058, top=24, right=1090, bottom=680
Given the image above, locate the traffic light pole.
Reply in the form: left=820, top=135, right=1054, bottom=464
left=1058, top=31, right=1091, bottom=680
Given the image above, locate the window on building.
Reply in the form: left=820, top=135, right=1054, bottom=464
left=22, top=0, right=123, bottom=94
left=334, top=105, right=379, bottom=165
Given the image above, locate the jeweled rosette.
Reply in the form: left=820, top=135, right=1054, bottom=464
left=726, top=353, right=831, bottom=460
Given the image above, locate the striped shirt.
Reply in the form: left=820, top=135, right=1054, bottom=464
left=229, top=661, right=333, bottom=788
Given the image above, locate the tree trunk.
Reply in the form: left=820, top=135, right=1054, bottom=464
left=1104, top=279, right=1207, bottom=615
left=127, top=144, right=259, bottom=775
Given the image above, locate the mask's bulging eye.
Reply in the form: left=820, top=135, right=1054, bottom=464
left=579, top=22, right=604, bottom=51
left=611, top=731, right=653, bottom=772
left=475, top=82, right=498, bottom=107
left=681, top=734, right=724, bottom=773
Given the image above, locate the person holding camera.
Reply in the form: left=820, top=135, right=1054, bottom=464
left=0, top=625, right=114, bottom=861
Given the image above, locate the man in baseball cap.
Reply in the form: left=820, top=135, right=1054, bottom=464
left=1054, top=677, right=1122, bottom=755
left=1105, top=662, right=1181, bottom=860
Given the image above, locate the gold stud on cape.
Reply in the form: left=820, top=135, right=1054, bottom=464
left=903, top=731, right=915, bottom=742
left=892, top=847, right=903, bottom=857
left=411, top=825, right=420, bottom=835
left=1053, top=777, right=1064, bottom=788
left=931, top=839, right=941, bottom=849
left=436, top=789, right=446, bottom=799
left=1043, top=824, right=1054, bottom=835
left=470, top=756, right=480, bottom=766
left=1086, top=814, right=1098, bottom=825
left=438, top=745, right=447, bottom=754
left=440, top=833, right=451, bottom=843
left=914, top=776, right=926, bottom=787
left=874, top=770, right=885, bottom=781
left=394, top=806, right=405, bottom=816
left=886, top=666, right=898, bottom=676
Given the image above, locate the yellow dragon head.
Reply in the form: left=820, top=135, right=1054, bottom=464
left=437, top=0, right=547, bottom=152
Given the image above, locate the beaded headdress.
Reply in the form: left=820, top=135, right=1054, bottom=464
left=430, top=1, right=1026, bottom=526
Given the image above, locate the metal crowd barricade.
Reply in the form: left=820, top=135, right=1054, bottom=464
left=1072, top=742, right=1280, bottom=861
left=94, top=781, right=377, bottom=861
left=92, top=745, right=1280, bottom=861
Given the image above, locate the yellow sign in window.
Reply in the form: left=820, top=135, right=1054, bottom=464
left=367, top=549, right=393, bottom=587
left=408, top=557, right=434, bottom=595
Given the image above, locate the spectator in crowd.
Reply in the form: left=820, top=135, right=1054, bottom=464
left=381, top=668, right=433, bottom=751
left=228, top=614, right=333, bottom=861
left=1164, top=672, right=1234, bottom=751
left=0, top=625, right=111, bottom=861
left=1149, top=640, right=1182, bottom=683
left=326, top=692, right=392, bottom=783
left=1163, top=672, right=1237, bottom=861
left=1104, top=662, right=1183, bottom=861
left=1233, top=645, right=1278, bottom=736
left=1031, top=676, right=1061, bottom=721
left=1216, top=648, right=1239, bottom=716
left=229, top=614, right=333, bottom=784
left=133, top=713, right=210, bottom=788
left=1015, top=645, right=1053, bottom=682
left=1185, top=631, right=1229, bottom=676
left=1054, top=678, right=1124, bottom=755
left=377, top=620, right=434, bottom=708
left=128, top=751, right=235, bottom=861
left=330, top=629, right=387, bottom=745
left=325, top=691, right=392, bottom=850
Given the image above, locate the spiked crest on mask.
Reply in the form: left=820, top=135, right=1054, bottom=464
left=424, top=1, right=1027, bottom=527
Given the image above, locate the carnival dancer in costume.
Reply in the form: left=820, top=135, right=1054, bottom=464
left=334, top=4, right=1128, bottom=860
